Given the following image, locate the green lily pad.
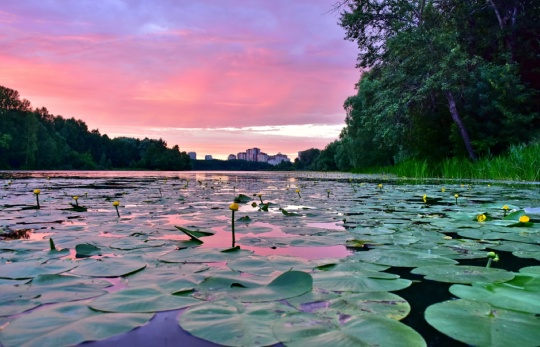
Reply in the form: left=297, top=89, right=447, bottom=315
left=288, top=289, right=411, bottom=321
left=425, top=299, right=540, bottom=347
left=89, top=285, right=201, bottom=313
left=75, top=243, right=101, bottom=257
left=273, top=312, right=426, bottom=347
left=313, top=271, right=411, bottom=292
left=108, top=238, right=167, bottom=250
left=449, top=281, right=540, bottom=314
left=25, top=274, right=110, bottom=304
left=175, top=225, right=214, bottom=239
left=0, top=299, right=40, bottom=317
left=0, top=260, right=77, bottom=279
left=227, top=255, right=312, bottom=275
left=159, top=247, right=253, bottom=263
left=228, top=270, right=313, bottom=302
left=0, top=302, right=152, bottom=347
left=233, top=194, right=252, bottom=203
left=411, top=265, right=515, bottom=284
left=70, top=256, right=147, bottom=277
left=351, top=249, right=458, bottom=267
left=180, top=297, right=295, bottom=347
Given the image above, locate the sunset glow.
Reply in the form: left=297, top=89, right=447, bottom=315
left=0, top=1, right=359, bottom=159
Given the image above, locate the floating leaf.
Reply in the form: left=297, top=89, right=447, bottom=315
left=75, top=243, right=101, bottom=257
left=0, top=260, right=77, bottom=280
left=425, top=299, right=540, bottom=347
left=89, top=285, right=201, bottom=313
left=233, top=194, right=252, bottom=203
left=411, top=265, right=515, bottom=284
left=287, top=289, right=411, bottom=321
left=227, top=255, right=312, bottom=275
left=313, top=271, right=411, bottom=292
left=228, top=270, right=313, bottom=302
left=174, top=226, right=214, bottom=239
left=180, top=297, right=295, bottom=347
left=449, top=281, right=540, bottom=314
left=0, top=302, right=151, bottom=347
left=70, top=256, right=147, bottom=277
left=351, top=249, right=458, bottom=268
left=273, top=312, right=426, bottom=347
left=109, top=238, right=167, bottom=250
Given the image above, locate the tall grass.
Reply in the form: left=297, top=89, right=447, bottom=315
left=356, top=142, right=540, bottom=181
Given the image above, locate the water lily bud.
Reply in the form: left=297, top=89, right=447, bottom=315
left=33, top=189, right=40, bottom=195
left=229, top=203, right=239, bottom=211
left=487, top=251, right=497, bottom=259
left=477, top=214, right=487, bottom=222
left=112, top=200, right=120, bottom=207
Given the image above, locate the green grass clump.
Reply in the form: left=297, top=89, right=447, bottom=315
left=355, top=142, right=540, bottom=181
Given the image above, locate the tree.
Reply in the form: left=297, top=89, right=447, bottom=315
left=337, top=0, right=539, bottom=164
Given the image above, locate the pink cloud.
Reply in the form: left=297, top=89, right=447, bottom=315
left=0, top=0, right=359, bottom=155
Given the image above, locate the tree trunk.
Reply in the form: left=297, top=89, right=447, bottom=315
left=444, top=90, right=477, bottom=161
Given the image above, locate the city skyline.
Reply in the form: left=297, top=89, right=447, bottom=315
left=189, top=146, right=291, bottom=164
left=0, top=1, right=359, bottom=159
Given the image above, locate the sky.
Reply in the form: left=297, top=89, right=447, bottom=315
left=0, top=0, right=360, bottom=160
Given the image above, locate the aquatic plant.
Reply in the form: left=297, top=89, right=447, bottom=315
left=229, top=202, right=239, bottom=247
left=113, top=200, right=120, bottom=217
left=33, top=189, right=40, bottom=208
left=73, top=196, right=79, bottom=206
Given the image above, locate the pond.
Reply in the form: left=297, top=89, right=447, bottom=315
left=1, top=170, right=540, bottom=347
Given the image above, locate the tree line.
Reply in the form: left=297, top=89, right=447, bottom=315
left=309, top=0, right=539, bottom=171
left=0, top=86, right=192, bottom=170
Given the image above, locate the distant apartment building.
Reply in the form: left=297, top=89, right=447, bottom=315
left=188, top=152, right=197, bottom=160
left=204, top=155, right=213, bottom=160
left=257, top=152, right=268, bottom=163
left=237, top=152, right=247, bottom=161
left=227, top=154, right=237, bottom=160
left=268, top=153, right=290, bottom=166
left=246, top=148, right=260, bottom=162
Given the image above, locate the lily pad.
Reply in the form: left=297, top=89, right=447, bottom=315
left=180, top=297, right=295, bottom=347
left=0, top=260, right=77, bottom=280
left=228, top=270, right=313, bottom=302
left=75, top=243, right=102, bottom=257
left=425, top=299, right=540, bottom=347
left=273, top=312, right=426, bottom=347
left=313, top=271, right=411, bottom=292
left=89, top=285, right=201, bottom=313
left=70, top=256, right=147, bottom=277
left=227, top=255, right=312, bottom=275
left=108, top=238, right=167, bottom=250
left=449, top=281, right=540, bottom=314
left=0, top=302, right=152, bottom=347
left=351, top=249, right=458, bottom=268
left=411, top=265, right=515, bottom=284
left=288, top=289, right=411, bottom=321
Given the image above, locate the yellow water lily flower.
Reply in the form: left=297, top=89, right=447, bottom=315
left=33, top=189, right=40, bottom=195
left=477, top=214, right=487, bottom=222
left=229, top=203, right=239, bottom=211
left=423, top=194, right=427, bottom=203
left=519, top=215, right=530, bottom=223
left=112, top=200, right=120, bottom=207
